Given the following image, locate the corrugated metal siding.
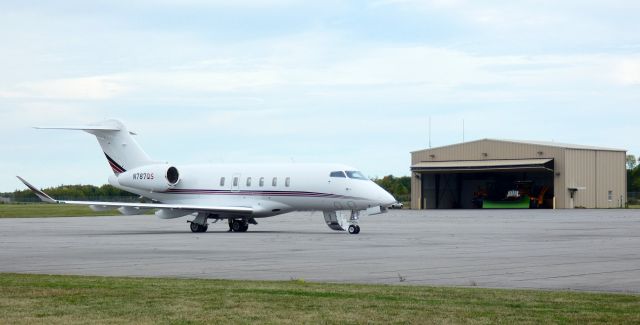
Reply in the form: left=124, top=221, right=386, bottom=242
left=596, top=151, right=626, bottom=208
left=411, top=172, right=421, bottom=209
left=413, top=140, right=563, bottom=162
left=564, top=149, right=597, bottom=208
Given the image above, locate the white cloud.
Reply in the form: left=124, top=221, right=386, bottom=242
left=373, top=0, right=462, bottom=9
left=126, top=70, right=283, bottom=93
left=4, top=43, right=629, bottom=106
left=133, top=0, right=302, bottom=7
left=613, top=59, right=640, bottom=85
left=0, top=76, right=128, bottom=100
left=372, top=0, right=639, bottom=48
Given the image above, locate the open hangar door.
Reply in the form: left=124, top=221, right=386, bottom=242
left=413, top=159, right=555, bottom=209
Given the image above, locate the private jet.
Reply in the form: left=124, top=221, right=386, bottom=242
left=18, top=119, right=396, bottom=234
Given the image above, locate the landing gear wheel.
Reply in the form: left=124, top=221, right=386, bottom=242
left=354, top=225, right=361, bottom=234
left=190, top=222, right=200, bottom=233
left=231, top=220, right=247, bottom=232
left=190, top=222, right=208, bottom=233
left=348, top=225, right=358, bottom=234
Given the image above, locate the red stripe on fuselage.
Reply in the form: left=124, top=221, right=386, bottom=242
left=162, top=188, right=364, bottom=200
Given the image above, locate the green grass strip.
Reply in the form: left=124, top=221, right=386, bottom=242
left=0, top=204, right=150, bottom=218
left=0, top=273, right=638, bottom=324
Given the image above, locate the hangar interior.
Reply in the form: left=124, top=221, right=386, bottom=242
left=416, top=159, right=555, bottom=209
left=420, top=161, right=554, bottom=209
left=411, top=139, right=626, bottom=209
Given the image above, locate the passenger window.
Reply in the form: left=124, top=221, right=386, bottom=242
left=285, top=177, right=290, bottom=187
left=233, top=177, right=239, bottom=187
left=259, top=177, right=264, bottom=187
left=246, top=177, right=252, bottom=187
left=330, top=171, right=346, bottom=178
left=272, top=177, right=277, bottom=187
left=220, top=177, right=225, bottom=186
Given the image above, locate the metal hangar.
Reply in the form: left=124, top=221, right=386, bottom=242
left=410, top=139, right=626, bottom=209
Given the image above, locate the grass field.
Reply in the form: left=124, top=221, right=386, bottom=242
left=0, top=204, right=133, bottom=218
left=0, top=274, right=638, bottom=324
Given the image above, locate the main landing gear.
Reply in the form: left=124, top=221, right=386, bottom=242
left=190, top=214, right=257, bottom=233
left=348, top=224, right=361, bottom=234
left=229, top=218, right=257, bottom=232
left=190, top=222, right=208, bottom=233
left=229, top=218, right=249, bottom=232
left=189, top=213, right=210, bottom=233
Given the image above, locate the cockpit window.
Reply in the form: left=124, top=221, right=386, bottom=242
left=346, top=171, right=367, bottom=180
left=330, top=171, right=346, bottom=178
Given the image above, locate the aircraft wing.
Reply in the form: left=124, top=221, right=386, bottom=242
left=16, top=176, right=253, bottom=215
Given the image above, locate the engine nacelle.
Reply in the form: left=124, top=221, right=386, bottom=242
left=117, top=164, right=180, bottom=192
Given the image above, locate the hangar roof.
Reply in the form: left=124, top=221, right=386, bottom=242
left=493, top=139, right=626, bottom=152
left=412, top=139, right=625, bottom=153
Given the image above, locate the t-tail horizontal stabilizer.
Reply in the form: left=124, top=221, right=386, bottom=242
left=34, top=124, right=136, bottom=135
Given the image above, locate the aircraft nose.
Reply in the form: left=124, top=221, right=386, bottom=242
left=378, top=187, right=397, bottom=206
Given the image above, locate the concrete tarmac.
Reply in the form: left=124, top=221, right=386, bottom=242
left=1, top=209, right=639, bottom=293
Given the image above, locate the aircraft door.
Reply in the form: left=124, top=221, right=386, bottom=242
left=328, top=171, right=348, bottom=209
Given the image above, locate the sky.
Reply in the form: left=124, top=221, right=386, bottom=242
left=1, top=0, right=639, bottom=192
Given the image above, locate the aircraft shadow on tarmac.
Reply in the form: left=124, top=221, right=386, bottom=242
left=85, top=230, right=346, bottom=236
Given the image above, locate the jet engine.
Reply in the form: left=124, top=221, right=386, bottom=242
left=116, top=164, right=180, bottom=192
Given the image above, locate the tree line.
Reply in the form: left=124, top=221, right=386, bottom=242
left=2, top=184, right=138, bottom=202
left=3, top=176, right=413, bottom=204
left=627, top=155, right=640, bottom=193
left=373, top=175, right=411, bottom=203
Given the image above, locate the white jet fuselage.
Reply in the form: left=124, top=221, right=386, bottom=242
left=111, top=163, right=395, bottom=218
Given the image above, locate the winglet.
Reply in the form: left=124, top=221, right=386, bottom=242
left=16, top=176, right=58, bottom=204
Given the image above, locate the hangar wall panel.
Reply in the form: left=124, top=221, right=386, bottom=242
left=564, top=149, right=597, bottom=208
left=411, top=172, right=422, bottom=209
left=596, top=151, right=626, bottom=208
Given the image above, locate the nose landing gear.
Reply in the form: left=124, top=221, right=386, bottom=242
left=324, top=210, right=361, bottom=234
left=348, top=210, right=361, bottom=234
